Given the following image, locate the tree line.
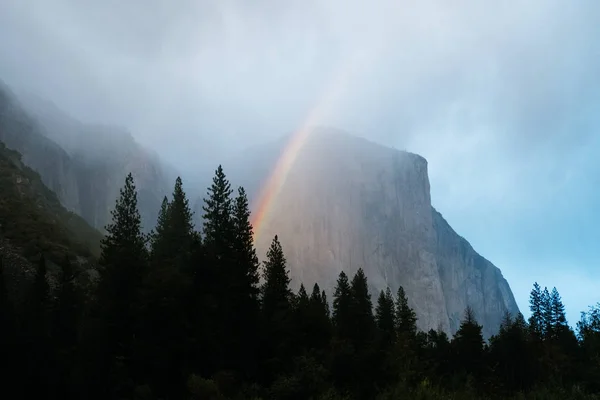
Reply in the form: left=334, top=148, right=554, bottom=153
left=0, top=166, right=599, bottom=399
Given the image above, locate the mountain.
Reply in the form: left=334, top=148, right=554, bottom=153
left=1, top=77, right=518, bottom=337
left=0, top=139, right=103, bottom=299
left=0, top=81, right=173, bottom=233
left=229, top=128, right=519, bottom=338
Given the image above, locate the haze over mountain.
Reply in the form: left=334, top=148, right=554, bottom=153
left=1, top=81, right=516, bottom=337
left=1, top=0, right=599, bottom=325
left=0, top=82, right=176, bottom=233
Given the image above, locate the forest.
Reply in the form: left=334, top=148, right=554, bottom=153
left=1, top=166, right=599, bottom=400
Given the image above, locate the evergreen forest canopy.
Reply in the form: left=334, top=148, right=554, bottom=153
left=1, top=166, right=599, bottom=400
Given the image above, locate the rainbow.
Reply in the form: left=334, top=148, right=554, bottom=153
left=250, top=50, right=370, bottom=243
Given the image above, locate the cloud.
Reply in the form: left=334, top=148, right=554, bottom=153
left=1, top=0, right=599, bottom=315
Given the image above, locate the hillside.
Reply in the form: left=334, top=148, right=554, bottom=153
left=0, top=140, right=102, bottom=264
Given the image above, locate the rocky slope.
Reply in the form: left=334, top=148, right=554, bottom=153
left=231, top=128, right=519, bottom=338
left=0, top=139, right=103, bottom=302
left=0, top=81, right=172, bottom=233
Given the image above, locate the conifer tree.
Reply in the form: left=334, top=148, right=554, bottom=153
left=197, top=166, right=236, bottom=375
left=452, top=306, right=486, bottom=386
left=202, top=165, right=234, bottom=249
left=92, top=173, right=149, bottom=399
left=150, top=196, right=170, bottom=259
left=541, top=287, right=553, bottom=339
left=550, top=287, right=568, bottom=335
left=390, top=285, right=420, bottom=387
left=349, top=268, right=375, bottom=345
left=261, top=235, right=294, bottom=379
left=320, top=288, right=331, bottom=319
left=375, top=288, right=396, bottom=346
left=395, top=285, right=417, bottom=336
left=332, top=271, right=353, bottom=339
left=262, top=235, right=292, bottom=320
left=307, top=283, right=332, bottom=354
left=528, top=282, right=544, bottom=339
left=151, top=178, right=196, bottom=268
left=139, top=177, right=197, bottom=395
left=330, top=270, right=356, bottom=393
left=499, top=310, right=513, bottom=335
left=212, top=185, right=262, bottom=378
left=170, top=177, right=195, bottom=239
left=374, top=287, right=397, bottom=389
left=294, top=283, right=311, bottom=350
left=233, top=187, right=260, bottom=291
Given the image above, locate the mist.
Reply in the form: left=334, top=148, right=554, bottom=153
left=1, top=0, right=599, bottom=323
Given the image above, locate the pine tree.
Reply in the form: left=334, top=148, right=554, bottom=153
left=375, top=288, right=396, bottom=346
left=262, top=235, right=292, bottom=319
left=90, top=173, right=149, bottom=399
left=137, top=177, right=197, bottom=396
left=320, top=288, right=331, bottom=319
left=151, top=178, right=196, bottom=269
left=99, top=173, right=148, bottom=272
left=391, top=285, right=420, bottom=387
left=546, top=287, right=578, bottom=385
left=349, top=268, right=375, bottom=345
left=294, top=284, right=311, bottom=351
left=261, top=235, right=294, bottom=380
left=332, top=271, right=353, bottom=339
left=171, top=177, right=195, bottom=236
left=150, top=196, right=170, bottom=259
left=232, top=186, right=260, bottom=294
left=216, top=186, right=262, bottom=378
left=528, top=282, right=544, bottom=339
left=395, top=285, right=417, bottom=336
left=499, top=310, right=513, bottom=335
left=549, top=287, right=567, bottom=335
left=189, top=166, right=237, bottom=377
left=452, top=306, right=486, bottom=386
left=202, top=165, right=233, bottom=249
left=330, top=271, right=356, bottom=393
left=307, top=283, right=332, bottom=355
left=541, top=287, right=553, bottom=339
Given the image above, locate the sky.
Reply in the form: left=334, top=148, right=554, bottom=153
left=0, top=0, right=599, bottom=325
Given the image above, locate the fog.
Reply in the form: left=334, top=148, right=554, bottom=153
left=1, top=0, right=599, bottom=322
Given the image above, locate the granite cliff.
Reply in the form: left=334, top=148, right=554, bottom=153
left=0, top=81, right=172, bottom=233
left=230, top=129, right=519, bottom=338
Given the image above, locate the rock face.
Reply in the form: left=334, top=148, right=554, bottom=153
left=0, top=81, right=172, bottom=233
left=234, top=129, right=519, bottom=338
